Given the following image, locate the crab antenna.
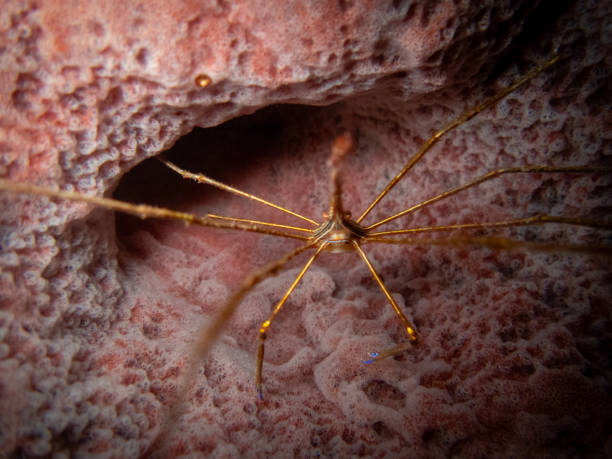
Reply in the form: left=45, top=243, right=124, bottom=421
left=327, top=132, right=354, bottom=217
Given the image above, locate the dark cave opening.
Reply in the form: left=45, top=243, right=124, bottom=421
left=113, top=104, right=325, bottom=209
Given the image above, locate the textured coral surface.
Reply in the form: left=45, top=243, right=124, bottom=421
left=0, top=0, right=611, bottom=457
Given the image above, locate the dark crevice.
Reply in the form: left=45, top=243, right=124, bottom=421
left=114, top=104, right=323, bottom=207
left=486, top=0, right=575, bottom=83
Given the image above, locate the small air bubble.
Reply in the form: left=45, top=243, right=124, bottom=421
left=195, top=74, right=212, bottom=88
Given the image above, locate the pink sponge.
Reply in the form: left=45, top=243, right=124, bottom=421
left=0, top=0, right=610, bottom=457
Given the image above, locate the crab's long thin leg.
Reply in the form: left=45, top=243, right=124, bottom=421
left=370, top=215, right=612, bottom=237
left=356, top=54, right=560, bottom=224
left=0, top=179, right=310, bottom=241
left=197, top=242, right=319, bottom=366
left=207, top=214, right=314, bottom=234
left=366, top=166, right=611, bottom=230
left=256, top=243, right=326, bottom=400
left=147, top=241, right=317, bottom=456
left=352, top=240, right=417, bottom=364
left=364, top=235, right=612, bottom=256
left=160, top=158, right=319, bottom=226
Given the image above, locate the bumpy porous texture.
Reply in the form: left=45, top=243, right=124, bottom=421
left=1, top=0, right=611, bottom=457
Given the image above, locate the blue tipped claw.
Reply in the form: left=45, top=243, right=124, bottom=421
left=362, top=351, right=379, bottom=365
left=256, top=385, right=263, bottom=401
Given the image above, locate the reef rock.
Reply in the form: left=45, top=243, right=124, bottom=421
left=0, top=0, right=610, bottom=457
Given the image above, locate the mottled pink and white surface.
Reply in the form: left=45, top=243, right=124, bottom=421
left=0, top=0, right=611, bottom=457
